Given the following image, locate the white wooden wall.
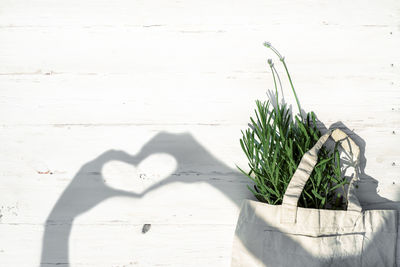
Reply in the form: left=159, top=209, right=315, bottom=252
left=1, top=0, right=399, bottom=266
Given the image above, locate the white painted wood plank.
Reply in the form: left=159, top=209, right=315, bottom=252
left=0, top=223, right=235, bottom=266
left=0, top=74, right=399, bottom=126
left=0, top=26, right=399, bottom=75
left=0, top=0, right=398, bottom=28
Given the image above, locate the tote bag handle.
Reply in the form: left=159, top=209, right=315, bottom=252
left=281, top=129, right=362, bottom=224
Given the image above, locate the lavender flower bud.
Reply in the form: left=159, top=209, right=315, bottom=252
left=263, top=42, right=271, bottom=48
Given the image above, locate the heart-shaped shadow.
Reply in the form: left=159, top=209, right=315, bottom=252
left=102, top=153, right=177, bottom=195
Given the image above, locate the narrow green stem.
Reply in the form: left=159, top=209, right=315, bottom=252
left=271, top=64, right=284, bottom=100
left=269, top=64, right=279, bottom=111
left=264, top=42, right=302, bottom=116
left=281, top=59, right=302, bottom=116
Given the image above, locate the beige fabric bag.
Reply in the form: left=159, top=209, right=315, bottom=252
left=231, top=129, right=398, bottom=267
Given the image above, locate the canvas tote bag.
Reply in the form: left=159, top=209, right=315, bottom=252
left=231, top=129, right=398, bottom=267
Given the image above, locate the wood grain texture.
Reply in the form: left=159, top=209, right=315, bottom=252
left=0, top=0, right=399, bottom=266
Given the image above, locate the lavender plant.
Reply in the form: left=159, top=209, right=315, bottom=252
left=238, top=42, right=347, bottom=209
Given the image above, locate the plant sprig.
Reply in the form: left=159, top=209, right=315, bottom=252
left=238, top=43, right=348, bottom=209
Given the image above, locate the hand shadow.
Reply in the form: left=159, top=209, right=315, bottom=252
left=41, top=128, right=399, bottom=266
left=40, top=133, right=252, bottom=266
left=41, top=149, right=144, bottom=265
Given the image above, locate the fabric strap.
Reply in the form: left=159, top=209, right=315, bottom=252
left=280, top=129, right=362, bottom=224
